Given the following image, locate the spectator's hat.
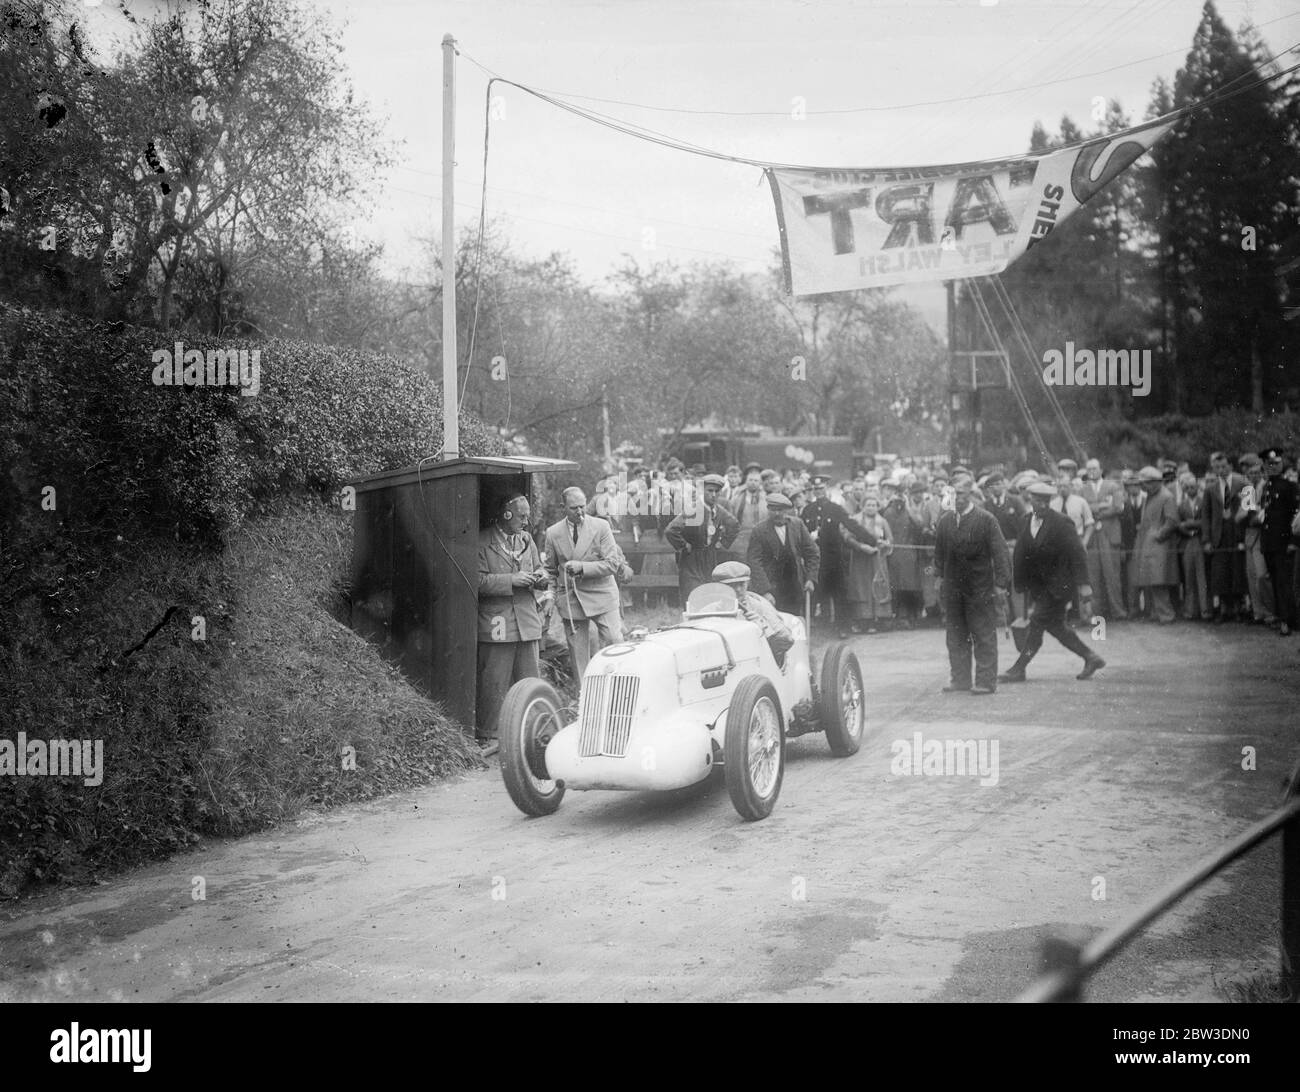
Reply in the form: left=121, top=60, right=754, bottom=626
left=1025, top=481, right=1055, bottom=498
left=811, top=474, right=832, bottom=486
left=690, top=462, right=707, bottom=476
left=766, top=493, right=793, bottom=509
left=1259, top=447, right=1285, bottom=463
left=908, top=481, right=927, bottom=495
left=702, top=473, right=727, bottom=488
left=1137, top=465, right=1163, bottom=483
left=743, top=461, right=764, bottom=475
left=712, top=561, right=751, bottom=585
left=984, top=470, right=1005, bottom=486
left=951, top=464, right=971, bottom=477
left=1121, top=468, right=1139, bottom=484
left=1057, top=457, right=1078, bottom=470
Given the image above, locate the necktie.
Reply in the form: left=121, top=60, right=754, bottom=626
left=571, top=522, right=579, bottom=546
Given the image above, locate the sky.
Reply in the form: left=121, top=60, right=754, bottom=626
left=77, top=0, right=1300, bottom=328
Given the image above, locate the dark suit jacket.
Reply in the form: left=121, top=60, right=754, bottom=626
left=746, top=516, right=820, bottom=597
left=1260, top=476, right=1300, bottom=552
left=934, top=504, right=1010, bottom=597
left=1013, top=508, right=1091, bottom=603
left=1202, top=472, right=1246, bottom=547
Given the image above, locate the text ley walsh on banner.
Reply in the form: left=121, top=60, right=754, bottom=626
left=767, top=117, right=1174, bottom=297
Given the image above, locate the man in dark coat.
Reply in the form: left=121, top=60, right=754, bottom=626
left=665, top=473, right=740, bottom=601
left=746, top=493, right=820, bottom=615
left=1000, top=482, right=1106, bottom=682
left=802, top=474, right=876, bottom=636
left=1258, top=448, right=1298, bottom=635
left=934, top=475, right=1011, bottom=695
left=1201, top=450, right=1248, bottom=621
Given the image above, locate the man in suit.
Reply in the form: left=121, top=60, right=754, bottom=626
left=1258, top=448, right=1298, bottom=636
left=1000, top=482, right=1105, bottom=682
left=1134, top=465, right=1181, bottom=623
left=1234, top=455, right=1276, bottom=624
left=666, top=473, right=740, bottom=601
left=802, top=473, right=877, bottom=637
left=1201, top=450, right=1248, bottom=621
left=476, top=494, right=548, bottom=750
left=746, top=492, right=819, bottom=615
left=934, top=474, right=1010, bottom=695
left=728, top=463, right=770, bottom=562
left=1120, top=469, right=1144, bottom=615
left=1078, top=459, right=1128, bottom=620
left=544, top=487, right=626, bottom=680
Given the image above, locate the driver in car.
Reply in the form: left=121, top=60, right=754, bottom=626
left=712, top=561, right=795, bottom=665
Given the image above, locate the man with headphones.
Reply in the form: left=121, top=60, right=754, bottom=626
left=476, top=493, right=548, bottom=754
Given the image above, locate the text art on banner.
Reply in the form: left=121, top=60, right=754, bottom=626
left=767, top=118, right=1174, bottom=297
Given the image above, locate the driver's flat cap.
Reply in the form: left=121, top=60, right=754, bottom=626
left=766, top=493, right=793, bottom=509
left=711, top=561, right=751, bottom=583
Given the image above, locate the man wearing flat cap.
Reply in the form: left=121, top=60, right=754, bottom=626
left=712, top=561, right=794, bottom=663
left=803, top=473, right=877, bottom=638
left=666, top=473, right=740, bottom=601
left=747, top=491, right=820, bottom=615
left=1133, top=465, right=1180, bottom=622
left=1001, top=482, right=1105, bottom=682
left=934, top=474, right=1010, bottom=694
left=1258, top=448, right=1298, bottom=635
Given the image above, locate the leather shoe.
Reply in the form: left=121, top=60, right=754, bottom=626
left=971, top=685, right=996, bottom=695
left=942, top=684, right=971, bottom=693
left=1077, top=656, right=1105, bottom=680
left=998, top=668, right=1026, bottom=683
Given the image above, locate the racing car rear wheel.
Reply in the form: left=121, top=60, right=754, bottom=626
left=724, top=675, right=785, bottom=821
left=499, top=678, right=568, bottom=817
left=819, top=645, right=865, bottom=757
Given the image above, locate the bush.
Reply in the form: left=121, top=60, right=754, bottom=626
left=0, top=302, right=498, bottom=895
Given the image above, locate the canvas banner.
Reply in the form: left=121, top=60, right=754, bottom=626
left=768, top=118, right=1174, bottom=296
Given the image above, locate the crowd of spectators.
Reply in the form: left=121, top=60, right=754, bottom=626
left=576, top=448, right=1300, bottom=639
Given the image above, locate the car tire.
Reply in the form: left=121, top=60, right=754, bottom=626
left=724, top=674, right=785, bottom=821
left=499, top=677, right=567, bottom=817
left=819, top=644, right=865, bottom=757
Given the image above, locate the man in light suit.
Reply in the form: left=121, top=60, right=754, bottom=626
left=544, top=486, right=626, bottom=680
left=476, top=494, right=548, bottom=749
left=1078, top=459, right=1128, bottom=620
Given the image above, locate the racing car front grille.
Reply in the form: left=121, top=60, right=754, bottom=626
left=578, top=674, right=640, bottom=758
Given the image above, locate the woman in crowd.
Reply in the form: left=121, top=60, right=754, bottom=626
left=841, top=491, right=893, bottom=635
left=883, top=481, right=925, bottom=628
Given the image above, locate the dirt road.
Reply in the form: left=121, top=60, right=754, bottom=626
left=2, top=623, right=1295, bottom=1002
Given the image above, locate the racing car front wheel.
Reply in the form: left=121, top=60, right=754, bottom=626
left=819, top=645, right=865, bottom=756
left=499, top=678, right=568, bottom=817
left=724, top=675, right=785, bottom=821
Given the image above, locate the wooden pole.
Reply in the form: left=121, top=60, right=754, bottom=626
left=946, top=279, right=958, bottom=467
left=441, top=33, right=459, bottom=460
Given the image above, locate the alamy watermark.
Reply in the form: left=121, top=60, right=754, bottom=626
left=151, top=340, right=261, bottom=396
left=1042, top=342, right=1151, bottom=397
left=1, top=732, right=103, bottom=786
left=890, top=731, right=999, bottom=786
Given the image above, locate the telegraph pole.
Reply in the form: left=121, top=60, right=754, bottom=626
left=441, top=33, right=459, bottom=459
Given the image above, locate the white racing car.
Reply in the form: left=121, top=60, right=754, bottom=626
left=498, top=582, right=865, bottom=821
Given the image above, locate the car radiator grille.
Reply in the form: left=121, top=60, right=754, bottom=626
left=577, top=674, right=640, bottom=757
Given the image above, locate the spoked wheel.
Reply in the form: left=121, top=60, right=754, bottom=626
left=819, top=644, right=865, bottom=757
left=724, top=675, right=785, bottom=821
left=499, top=678, right=570, bottom=817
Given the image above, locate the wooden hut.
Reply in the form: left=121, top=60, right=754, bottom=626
left=348, top=455, right=578, bottom=733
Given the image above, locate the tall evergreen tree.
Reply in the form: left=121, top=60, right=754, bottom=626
left=1147, top=0, right=1299, bottom=414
